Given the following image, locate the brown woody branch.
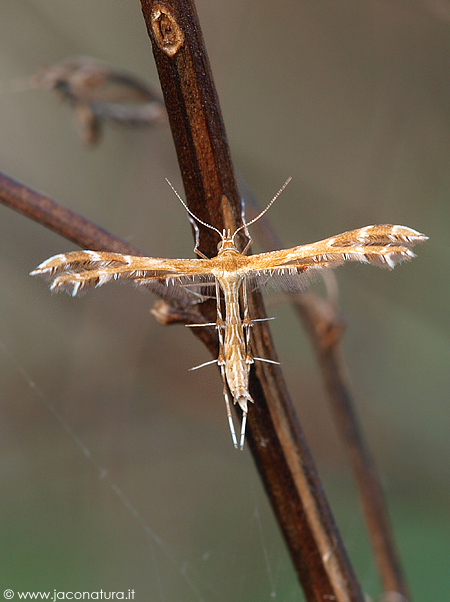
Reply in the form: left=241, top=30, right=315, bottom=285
left=0, top=172, right=143, bottom=255
left=140, top=1, right=364, bottom=601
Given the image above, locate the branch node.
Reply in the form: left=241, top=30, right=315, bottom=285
left=152, top=4, right=185, bottom=57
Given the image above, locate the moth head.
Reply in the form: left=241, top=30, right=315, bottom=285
left=217, top=231, right=238, bottom=253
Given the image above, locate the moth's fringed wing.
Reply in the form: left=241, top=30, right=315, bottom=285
left=32, top=221, right=427, bottom=449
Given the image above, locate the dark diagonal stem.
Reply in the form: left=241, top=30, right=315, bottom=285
left=139, top=1, right=365, bottom=600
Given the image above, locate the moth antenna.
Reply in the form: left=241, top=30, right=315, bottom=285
left=165, top=178, right=223, bottom=239
left=232, top=177, right=292, bottom=241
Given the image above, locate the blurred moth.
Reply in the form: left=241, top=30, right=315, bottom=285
left=31, top=180, right=427, bottom=449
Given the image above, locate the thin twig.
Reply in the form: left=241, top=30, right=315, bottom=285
left=297, top=298, right=410, bottom=598
left=31, top=56, right=167, bottom=146
left=0, top=172, right=143, bottom=255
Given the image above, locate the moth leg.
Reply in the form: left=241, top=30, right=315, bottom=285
left=215, top=284, right=226, bottom=369
left=184, top=282, right=219, bottom=327
left=239, top=194, right=253, bottom=255
left=213, top=279, right=239, bottom=448
left=239, top=411, right=248, bottom=451
left=182, top=281, right=216, bottom=300
left=254, top=357, right=280, bottom=365
left=214, top=279, right=226, bottom=334
left=241, top=278, right=254, bottom=366
left=251, top=317, right=276, bottom=323
left=241, top=237, right=252, bottom=256
left=219, top=364, right=238, bottom=449
left=217, top=327, right=237, bottom=449
left=189, top=359, right=218, bottom=371
left=187, top=214, right=209, bottom=260
left=239, top=193, right=251, bottom=238
left=242, top=280, right=279, bottom=366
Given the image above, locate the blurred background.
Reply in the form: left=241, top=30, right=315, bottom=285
left=0, top=0, right=448, bottom=600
